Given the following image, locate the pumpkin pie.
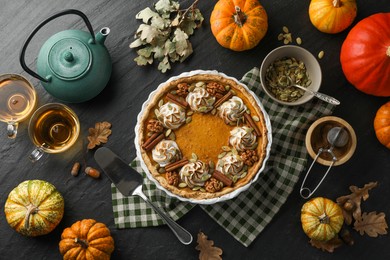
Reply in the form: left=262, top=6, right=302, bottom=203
left=136, top=72, right=270, bottom=202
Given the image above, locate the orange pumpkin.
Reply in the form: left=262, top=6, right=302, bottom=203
left=59, top=219, right=115, bottom=260
left=309, top=0, right=357, bottom=34
left=374, top=101, right=390, bottom=149
left=210, top=0, right=268, bottom=51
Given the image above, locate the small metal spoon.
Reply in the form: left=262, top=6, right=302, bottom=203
left=300, top=126, right=349, bottom=199
left=290, top=83, right=340, bottom=105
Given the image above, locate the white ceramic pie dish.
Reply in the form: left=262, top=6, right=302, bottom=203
left=134, top=70, right=272, bottom=204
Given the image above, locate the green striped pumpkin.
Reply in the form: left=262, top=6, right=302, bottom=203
left=301, top=197, right=344, bottom=241
left=4, top=180, right=64, bottom=236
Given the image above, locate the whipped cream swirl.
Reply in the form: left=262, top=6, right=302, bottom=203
left=229, top=126, right=258, bottom=152
left=218, top=96, right=247, bottom=125
left=186, top=86, right=215, bottom=113
left=179, top=160, right=211, bottom=188
left=157, top=102, right=186, bottom=129
left=216, top=153, right=244, bottom=176
left=152, top=140, right=182, bottom=167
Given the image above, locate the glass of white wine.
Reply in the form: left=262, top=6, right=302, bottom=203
left=28, top=103, right=80, bottom=162
left=0, top=74, right=37, bottom=138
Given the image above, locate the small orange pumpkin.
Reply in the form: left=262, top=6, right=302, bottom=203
left=301, top=197, right=344, bottom=241
left=210, top=0, right=268, bottom=51
left=59, top=219, right=115, bottom=260
left=309, top=0, right=357, bottom=34
left=374, top=101, right=390, bottom=149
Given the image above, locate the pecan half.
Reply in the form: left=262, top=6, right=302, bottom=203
left=205, top=177, right=223, bottom=193
left=240, top=150, right=259, bottom=166
left=147, top=119, right=164, bottom=133
left=166, top=171, right=180, bottom=187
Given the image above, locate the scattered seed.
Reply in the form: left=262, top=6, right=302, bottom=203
left=187, top=111, right=194, bottom=116
left=282, top=26, right=289, bottom=33
left=318, top=50, right=324, bottom=59
left=252, top=115, right=260, bottom=122
left=71, top=162, right=80, bottom=176
left=165, top=129, right=172, bottom=137
left=191, top=153, right=198, bottom=161
left=158, top=99, right=164, bottom=107
left=296, top=37, right=302, bottom=45
left=186, top=117, right=192, bottom=124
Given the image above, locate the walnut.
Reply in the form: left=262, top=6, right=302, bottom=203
left=176, top=83, right=189, bottom=97
left=206, top=82, right=226, bottom=97
left=147, top=119, right=164, bottom=133
left=240, top=150, right=259, bottom=166
left=166, top=171, right=180, bottom=186
left=205, top=177, right=223, bottom=193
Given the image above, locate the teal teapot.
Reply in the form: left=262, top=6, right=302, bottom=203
left=20, top=9, right=111, bottom=103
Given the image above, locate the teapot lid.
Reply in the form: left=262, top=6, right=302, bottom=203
left=48, top=38, right=91, bottom=80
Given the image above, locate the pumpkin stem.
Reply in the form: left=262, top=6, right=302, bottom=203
left=318, top=213, right=330, bottom=224
left=24, top=204, right=39, bottom=230
left=332, top=0, right=341, bottom=7
left=234, top=6, right=247, bottom=27
left=75, top=238, right=89, bottom=249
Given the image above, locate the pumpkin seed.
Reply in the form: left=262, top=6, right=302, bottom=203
left=230, top=89, right=236, bottom=95
left=165, top=129, right=172, bottom=137
left=198, top=106, right=208, bottom=112
left=201, top=174, right=211, bottom=181
left=318, top=50, right=324, bottom=59
left=218, top=152, right=227, bottom=159
left=188, top=85, right=195, bottom=92
left=187, top=111, right=194, bottom=116
left=231, top=148, right=238, bottom=155
left=209, top=160, right=215, bottom=169
left=252, top=115, right=260, bottom=122
left=232, top=175, right=238, bottom=183
left=282, top=26, right=289, bottom=33
left=147, top=132, right=153, bottom=137
left=225, top=85, right=230, bottom=91
left=277, top=33, right=284, bottom=41
left=246, top=109, right=251, bottom=114
left=154, top=108, right=161, bottom=118
left=169, top=131, right=176, bottom=141
left=170, top=90, right=177, bottom=95
left=200, top=188, right=206, bottom=192
left=296, top=37, right=302, bottom=45
left=186, top=117, right=192, bottom=124
left=192, top=186, right=202, bottom=191
left=191, top=153, right=198, bottom=161
left=221, top=146, right=231, bottom=152
left=211, top=108, right=217, bottom=115
left=178, top=182, right=187, bottom=188
left=158, top=99, right=164, bottom=107
left=240, top=171, right=248, bottom=178
left=195, top=81, right=205, bottom=88
left=158, top=167, right=166, bottom=174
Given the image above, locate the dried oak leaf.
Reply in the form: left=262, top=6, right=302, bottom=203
left=354, top=211, right=388, bottom=237
left=309, top=236, right=343, bottom=253
left=195, top=231, right=223, bottom=260
left=87, top=122, right=112, bottom=149
left=336, top=182, right=378, bottom=225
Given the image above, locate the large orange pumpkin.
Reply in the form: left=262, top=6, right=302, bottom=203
left=309, top=0, right=357, bottom=34
left=374, top=101, right=390, bottom=149
left=210, top=0, right=268, bottom=51
left=59, top=219, right=115, bottom=260
left=340, top=13, right=390, bottom=96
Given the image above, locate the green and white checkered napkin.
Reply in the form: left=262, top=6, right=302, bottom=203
left=111, top=67, right=335, bottom=247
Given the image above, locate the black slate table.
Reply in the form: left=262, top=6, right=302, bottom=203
left=1, top=0, right=389, bottom=259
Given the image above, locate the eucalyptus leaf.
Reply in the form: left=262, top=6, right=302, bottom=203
left=136, top=7, right=159, bottom=23
left=130, top=0, right=203, bottom=73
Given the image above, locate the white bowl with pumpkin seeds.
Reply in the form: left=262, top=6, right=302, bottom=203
left=260, top=45, right=322, bottom=106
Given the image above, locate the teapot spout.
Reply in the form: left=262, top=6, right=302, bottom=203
left=95, top=27, right=110, bottom=44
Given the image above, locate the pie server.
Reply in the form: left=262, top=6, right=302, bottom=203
left=94, top=147, right=193, bottom=245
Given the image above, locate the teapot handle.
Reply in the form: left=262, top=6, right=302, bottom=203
left=19, top=9, right=96, bottom=83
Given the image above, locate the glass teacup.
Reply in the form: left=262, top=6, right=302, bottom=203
left=28, top=103, right=80, bottom=162
left=0, top=74, right=37, bottom=138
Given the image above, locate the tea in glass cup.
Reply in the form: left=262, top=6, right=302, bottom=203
left=28, top=103, right=80, bottom=162
left=0, top=74, right=37, bottom=138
